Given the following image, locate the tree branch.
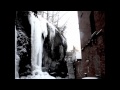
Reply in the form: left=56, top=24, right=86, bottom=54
left=57, top=11, right=69, bottom=22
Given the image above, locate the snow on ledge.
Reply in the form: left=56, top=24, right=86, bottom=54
left=16, top=73, right=56, bottom=79
left=82, top=77, right=98, bottom=79
left=15, top=68, right=56, bottom=79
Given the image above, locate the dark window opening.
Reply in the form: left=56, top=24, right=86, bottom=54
left=90, top=11, right=96, bottom=34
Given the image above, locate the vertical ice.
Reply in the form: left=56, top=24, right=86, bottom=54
left=15, top=25, right=19, bottom=79
left=28, top=12, right=56, bottom=78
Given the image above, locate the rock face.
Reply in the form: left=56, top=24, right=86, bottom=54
left=42, top=26, right=68, bottom=78
left=15, top=11, right=32, bottom=77
left=16, top=29, right=32, bottom=77
left=77, top=11, right=105, bottom=78
left=15, top=11, right=68, bottom=79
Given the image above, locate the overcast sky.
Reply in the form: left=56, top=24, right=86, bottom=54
left=58, top=11, right=81, bottom=53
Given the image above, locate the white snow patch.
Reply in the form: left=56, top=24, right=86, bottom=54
left=18, top=68, right=56, bottom=79
left=16, top=66, right=56, bottom=79
left=15, top=26, right=20, bottom=79
left=82, top=77, right=98, bottom=79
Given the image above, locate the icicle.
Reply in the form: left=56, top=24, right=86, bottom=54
left=37, top=14, right=56, bottom=42
left=28, top=12, right=56, bottom=79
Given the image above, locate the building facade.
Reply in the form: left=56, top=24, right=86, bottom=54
left=77, top=11, right=105, bottom=78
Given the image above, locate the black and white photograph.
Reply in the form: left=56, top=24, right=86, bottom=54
left=15, top=11, right=105, bottom=79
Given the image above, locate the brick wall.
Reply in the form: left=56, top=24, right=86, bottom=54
left=77, top=11, right=105, bottom=78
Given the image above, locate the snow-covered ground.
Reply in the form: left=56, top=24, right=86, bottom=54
left=16, top=68, right=56, bottom=79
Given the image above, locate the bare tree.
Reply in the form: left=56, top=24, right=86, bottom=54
left=37, top=11, right=69, bottom=36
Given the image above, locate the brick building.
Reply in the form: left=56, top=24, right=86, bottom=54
left=76, top=11, right=105, bottom=79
